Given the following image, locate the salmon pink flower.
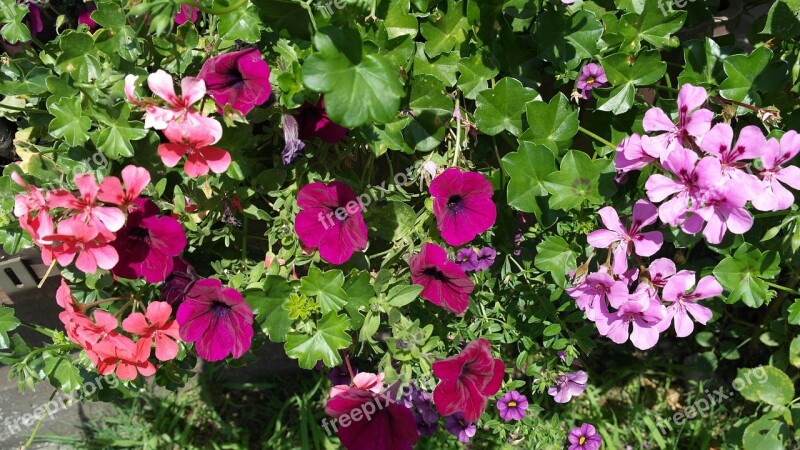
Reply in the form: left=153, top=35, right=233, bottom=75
left=41, top=220, right=119, bottom=274
left=48, top=173, right=126, bottom=233
left=429, top=168, right=496, bottom=246
left=587, top=201, right=663, bottom=274
left=329, top=372, right=384, bottom=399
left=159, top=123, right=232, bottom=178
left=122, top=302, right=181, bottom=361
left=11, top=172, right=54, bottom=245
left=111, top=199, right=186, bottom=283
left=642, top=84, right=714, bottom=159
left=176, top=279, right=254, bottom=362
left=548, top=370, right=588, bottom=403
left=98, top=166, right=151, bottom=211
left=294, top=181, right=368, bottom=265
left=657, top=271, right=721, bottom=337
left=752, top=131, right=800, bottom=212
left=432, top=338, right=505, bottom=422
left=295, top=99, right=349, bottom=143
left=410, top=243, right=474, bottom=314
left=92, top=334, right=156, bottom=381
left=198, top=48, right=272, bottom=116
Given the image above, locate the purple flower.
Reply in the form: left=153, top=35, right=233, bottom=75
left=558, top=350, right=583, bottom=367
left=642, top=84, right=714, bottom=160
left=160, top=257, right=199, bottom=305
left=401, top=383, right=440, bottom=436
left=78, top=4, right=98, bottom=31
left=595, top=285, right=665, bottom=350
left=281, top=114, right=306, bottom=165
left=577, top=63, right=607, bottom=99
left=327, top=364, right=355, bottom=386
left=496, top=390, right=528, bottom=421
left=175, top=1, right=199, bottom=25
left=176, top=278, right=254, bottom=362
left=548, top=370, right=588, bottom=403
left=455, top=248, right=478, bottom=272
left=474, top=247, right=496, bottom=271
left=197, top=48, right=272, bottom=116
left=295, top=99, right=349, bottom=144
left=586, top=200, right=663, bottom=274
left=656, top=271, right=721, bottom=338
left=111, top=198, right=187, bottom=283
left=568, top=423, right=602, bottom=450
left=445, top=412, right=476, bottom=443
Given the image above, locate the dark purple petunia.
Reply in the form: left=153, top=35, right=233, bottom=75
left=328, top=364, right=356, bottom=386
left=401, top=383, right=440, bottom=436
left=77, top=4, right=98, bottom=31
left=444, top=413, right=476, bottom=443
left=197, top=48, right=272, bottom=116
left=111, top=198, right=187, bottom=283
left=295, top=99, right=349, bottom=144
left=176, top=278, right=254, bottom=362
left=474, top=247, right=497, bottom=271
left=455, top=248, right=478, bottom=272
left=160, top=257, right=199, bottom=305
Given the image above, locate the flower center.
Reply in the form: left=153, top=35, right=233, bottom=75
left=586, top=76, right=595, bottom=84
left=422, top=267, right=446, bottom=281
left=128, top=226, right=150, bottom=241
left=579, top=437, right=586, bottom=445
left=447, top=195, right=464, bottom=213
left=211, top=301, right=231, bottom=317
left=508, top=401, right=517, bottom=407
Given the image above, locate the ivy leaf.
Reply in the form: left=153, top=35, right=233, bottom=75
left=403, top=74, right=452, bottom=151
left=543, top=151, right=616, bottom=211
left=299, top=267, right=348, bottom=314
left=0, top=305, right=20, bottom=349
left=719, top=46, right=772, bottom=105
left=518, top=93, right=579, bottom=155
left=456, top=51, right=499, bottom=99
left=594, top=84, right=636, bottom=115
left=386, top=284, right=423, bottom=308
left=678, top=37, right=729, bottom=86
left=713, top=243, right=781, bottom=308
left=534, top=236, right=578, bottom=288
left=420, top=0, right=468, bottom=57
left=0, top=0, right=31, bottom=44
left=385, top=0, right=418, bottom=39
left=564, top=10, right=604, bottom=60
left=601, top=50, right=667, bottom=86
left=48, top=97, right=91, bottom=147
left=413, top=44, right=460, bottom=86
left=474, top=77, right=537, bottom=136
left=501, top=143, right=556, bottom=213
left=44, top=355, right=82, bottom=393
left=788, top=299, right=800, bottom=325
left=92, top=1, right=140, bottom=62
left=56, top=31, right=101, bottom=83
left=218, top=3, right=262, bottom=43
left=245, top=276, right=293, bottom=342
left=285, top=312, right=351, bottom=369
left=763, top=0, right=800, bottom=39
left=91, top=103, right=149, bottom=160
left=617, top=0, right=686, bottom=51
left=303, top=28, right=404, bottom=127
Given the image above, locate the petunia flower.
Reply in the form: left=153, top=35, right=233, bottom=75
left=78, top=4, right=98, bottom=30
left=657, top=271, right=721, bottom=338
left=48, top=173, right=126, bottom=233
left=752, top=130, right=800, bottom=212
left=40, top=220, right=119, bottom=274
left=455, top=247, right=478, bottom=272
left=401, top=383, right=439, bottom=436
left=198, top=48, right=272, bottom=116
left=111, top=198, right=187, bottom=283
left=615, top=133, right=654, bottom=174
left=122, top=301, right=181, bottom=361
left=175, top=2, right=199, bottom=24
left=409, top=243, right=474, bottom=314
left=176, top=278, right=254, bottom=362
left=694, top=181, right=754, bottom=244
left=432, top=338, right=505, bottom=422
left=566, top=271, right=628, bottom=322
left=295, top=99, right=349, bottom=143
left=642, top=84, right=714, bottom=160
left=568, top=423, right=602, bottom=450
left=330, top=372, right=384, bottom=399
left=98, top=165, right=151, bottom=211
left=474, top=247, right=497, bottom=271
left=548, top=370, right=588, bottom=403
left=429, top=168, right=496, bottom=246
left=595, top=285, right=666, bottom=350
left=294, top=181, right=368, bottom=265
left=496, top=390, right=528, bottom=421
left=577, top=63, right=607, bottom=99
left=160, top=257, right=199, bottom=304
left=445, top=413, right=477, bottom=443
left=699, top=123, right=765, bottom=200
left=587, top=201, right=663, bottom=274
left=158, top=121, right=232, bottom=178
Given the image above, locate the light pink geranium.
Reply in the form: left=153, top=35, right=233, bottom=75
left=657, top=271, right=721, bottom=337
left=587, top=200, right=663, bottom=274
left=566, top=271, right=628, bottom=321
left=694, top=181, right=754, bottom=244
left=752, top=131, right=800, bottom=212
left=699, top=123, right=765, bottom=200
left=595, top=285, right=665, bottom=350
left=330, top=372, right=384, bottom=399
left=158, top=122, right=232, bottom=178
left=40, top=220, right=119, bottom=274
left=614, top=133, right=654, bottom=174
left=642, top=84, right=714, bottom=160
left=11, top=171, right=54, bottom=245
left=98, top=165, right=151, bottom=211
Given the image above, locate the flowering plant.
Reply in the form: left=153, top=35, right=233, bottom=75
left=1, top=0, right=799, bottom=448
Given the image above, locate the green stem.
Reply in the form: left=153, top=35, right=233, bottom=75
left=19, top=320, right=55, bottom=338
left=0, top=103, right=45, bottom=113
left=178, top=0, right=248, bottom=15
left=22, top=390, right=57, bottom=449
left=578, top=126, right=615, bottom=150
left=654, top=84, right=678, bottom=94
left=755, top=210, right=796, bottom=219
left=298, top=0, right=318, bottom=32
left=29, top=36, right=57, bottom=60
left=21, top=344, right=80, bottom=366
left=765, top=281, right=800, bottom=296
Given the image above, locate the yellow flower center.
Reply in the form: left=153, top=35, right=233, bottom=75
left=586, top=77, right=595, bottom=84
left=579, top=437, right=586, bottom=445
left=508, top=401, right=517, bottom=407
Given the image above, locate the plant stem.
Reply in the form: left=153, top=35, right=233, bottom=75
left=178, top=0, right=248, bottom=15
left=0, top=103, right=45, bottom=113
left=765, top=281, right=800, bottom=296
left=578, top=126, right=615, bottom=150
left=23, top=390, right=57, bottom=449
left=19, top=320, right=55, bottom=338
left=29, top=36, right=57, bottom=60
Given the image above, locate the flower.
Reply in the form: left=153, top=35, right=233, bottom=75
left=642, top=84, right=714, bottom=160
left=294, top=181, right=368, bottom=265
left=122, top=301, right=181, bottom=361
left=615, top=134, right=654, bottom=174
left=577, top=63, right=607, bottom=99
left=409, top=243, right=474, bottom=314
left=176, top=278, right=254, bottom=362
left=587, top=201, right=663, bottom=274
left=496, top=390, right=528, bottom=421
left=432, top=338, right=505, bottom=422
left=401, top=383, right=439, bottom=436
left=91, top=334, right=156, bottom=381
left=548, top=370, right=588, bottom=403
left=568, top=423, right=602, bottom=450
left=455, top=247, right=478, bottom=272
left=160, top=258, right=199, bottom=304
left=699, top=123, right=765, bottom=200
left=78, top=4, right=98, bottom=30
left=752, top=130, right=800, bottom=212
left=694, top=182, right=754, bottom=244
left=40, top=220, right=119, bottom=274
left=595, top=286, right=665, bottom=350
left=330, top=372, right=384, bottom=399
left=158, top=120, right=232, bottom=178
left=198, top=48, right=272, bottom=116
left=566, top=271, right=628, bottom=322
left=175, top=2, right=199, bottom=24
left=657, top=271, right=721, bottom=337
left=295, top=99, right=349, bottom=143
left=281, top=114, right=306, bottom=165
left=98, top=165, right=151, bottom=211
left=327, top=364, right=356, bottom=386
left=48, top=173, right=126, bottom=233
left=11, top=171, right=54, bottom=245
left=111, top=198, right=187, bottom=283
left=445, top=413, right=476, bottom=443
left=474, top=247, right=497, bottom=271
left=429, top=168, right=496, bottom=246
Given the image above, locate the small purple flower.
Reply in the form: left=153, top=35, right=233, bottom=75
left=474, top=247, right=496, bottom=271
left=455, top=248, right=478, bottom=272
left=496, top=390, right=528, bottom=421
left=568, top=423, right=602, bottom=450
left=160, top=257, right=199, bottom=305
left=548, top=370, right=588, bottom=403
left=577, top=63, right=608, bottom=99
left=282, top=114, right=306, bottom=165
left=557, top=350, right=583, bottom=367
left=445, top=412, right=476, bottom=443
left=402, top=383, right=440, bottom=436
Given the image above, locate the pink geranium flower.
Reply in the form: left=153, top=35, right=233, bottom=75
left=41, top=220, right=119, bottom=274
left=295, top=99, right=349, bottom=143
left=198, top=48, right=272, bottom=116
left=176, top=278, right=254, bottom=362
left=158, top=122, right=232, bottom=178
left=409, top=243, right=474, bottom=314
left=752, top=131, right=800, bottom=212
left=11, top=171, right=54, bottom=245
left=699, top=123, right=765, bottom=200
left=294, top=181, right=368, bottom=265
left=92, top=334, right=156, bottom=381
left=429, top=168, right=496, bottom=246
left=432, top=338, right=505, bottom=422
left=587, top=200, right=663, bottom=274
left=48, top=173, right=126, bottom=233
left=330, top=372, right=384, bottom=399
left=122, top=302, right=181, bottom=361
left=111, top=199, right=186, bottom=283
left=566, top=271, right=628, bottom=321
left=694, top=181, right=753, bottom=244
left=657, top=271, right=721, bottom=337
left=595, top=285, right=665, bottom=350
left=615, top=133, right=654, bottom=174
left=642, top=84, right=714, bottom=160
left=98, top=165, right=151, bottom=211
left=548, top=370, right=587, bottom=403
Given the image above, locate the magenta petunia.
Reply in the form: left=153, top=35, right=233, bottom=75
left=409, top=243, right=474, bottom=314
left=78, top=4, right=98, bottom=30
left=294, top=181, right=368, bottom=265
left=568, top=423, right=602, bottom=450
left=176, top=278, right=254, bottom=362
left=197, top=48, right=272, bottom=116
left=496, top=390, right=528, bottom=421
left=175, top=2, right=199, bottom=24
left=111, top=198, right=187, bottom=283
left=160, top=257, right=199, bottom=304
left=429, top=168, right=496, bottom=246
left=295, top=99, right=349, bottom=144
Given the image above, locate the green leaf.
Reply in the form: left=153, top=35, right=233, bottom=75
left=44, top=355, right=82, bottom=393
left=420, top=0, right=468, bottom=57
left=594, top=84, right=636, bottom=115
left=713, top=244, right=780, bottom=308
left=456, top=51, right=499, bottom=99
left=245, top=276, right=293, bottom=342
left=0, top=0, right=31, bottom=44
left=303, top=28, right=404, bottom=127
left=93, top=1, right=140, bottom=62
left=413, top=44, right=460, bottom=86
left=742, top=417, right=789, bottom=450
left=56, top=31, right=101, bottom=83
left=617, top=0, right=686, bottom=51
left=762, top=0, right=800, bottom=39
left=48, top=97, right=91, bottom=147
left=534, top=236, right=578, bottom=288
left=0, top=305, right=20, bottom=349
left=91, top=103, right=149, bottom=160
left=365, top=201, right=417, bottom=241
left=789, top=336, right=800, bottom=368
left=218, top=3, right=262, bottom=43
left=285, top=312, right=351, bottom=369
left=474, top=77, right=537, bottom=136
left=299, top=267, right=348, bottom=314
left=564, top=10, right=604, bottom=60
left=678, top=37, right=728, bottom=86
left=719, top=46, right=772, bottom=105
left=788, top=299, right=800, bottom=325
left=737, top=366, right=795, bottom=406
left=385, top=0, right=419, bottom=39
left=543, top=151, right=616, bottom=210
left=518, top=93, right=579, bottom=155
left=387, top=284, right=423, bottom=307
left=501, top=142, right=556, bottom=212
